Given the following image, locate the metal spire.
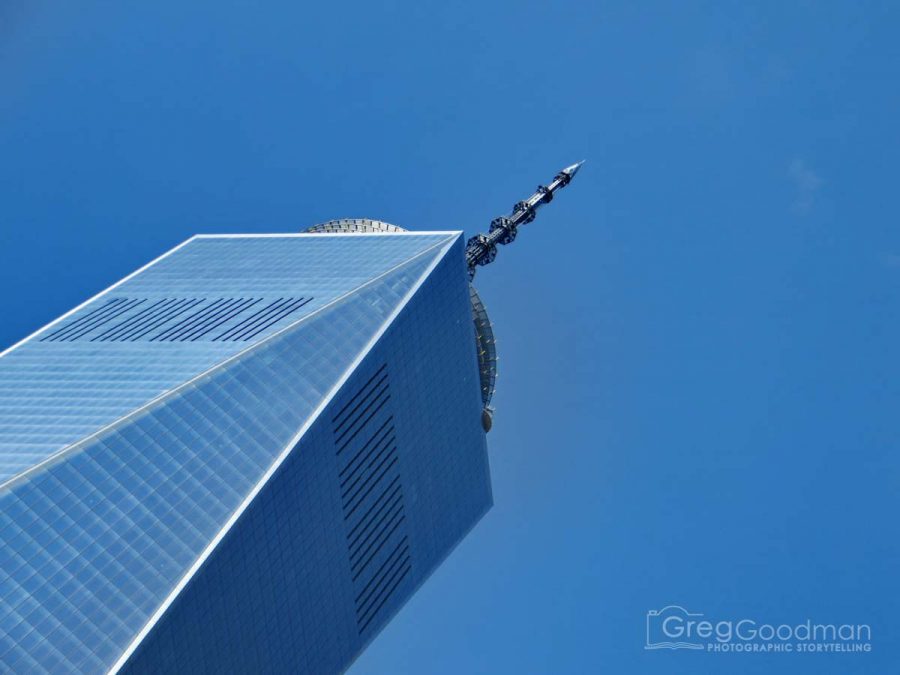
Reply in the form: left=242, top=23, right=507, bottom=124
left=465, top=161, right=584, bottom=278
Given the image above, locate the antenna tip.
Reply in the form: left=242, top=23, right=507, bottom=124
left=561, top=160, right=586, bottom=178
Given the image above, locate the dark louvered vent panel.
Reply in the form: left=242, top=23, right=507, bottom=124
left=41, top=298, right=146, bottom=342
left=151, top=298, right=262, bottom=342
left=40, top=297, right=313, bottom=342
left=334, top=364, right=411, bottom=634
left=95, top=298, right=205, bottom=342
left=213, top=297, right=313, bottom=341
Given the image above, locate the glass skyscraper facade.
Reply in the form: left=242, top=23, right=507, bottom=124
left=0, top=232, right=492, bottom=673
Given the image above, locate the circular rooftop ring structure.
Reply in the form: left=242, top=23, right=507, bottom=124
left=306, top=219, right=497, bottom=431
left=306, top=218, right=407, bottom=235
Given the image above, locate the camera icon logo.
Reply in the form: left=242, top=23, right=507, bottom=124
left=645, top=605, right=705, bottom=650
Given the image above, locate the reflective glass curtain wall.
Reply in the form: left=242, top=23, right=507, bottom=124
left=0, top=233, right=492, bottom=674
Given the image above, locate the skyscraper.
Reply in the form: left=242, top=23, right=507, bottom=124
left=0, top=164, right=581, bottom=673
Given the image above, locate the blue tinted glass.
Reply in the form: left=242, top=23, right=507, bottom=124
left=123, top=236, right=491, bottom=674
left=0, top=233, right=462, bottom=672
left=0, top=234, right=450, bottom=485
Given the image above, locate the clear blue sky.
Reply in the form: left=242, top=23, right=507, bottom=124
left=2, top=2, right=898, bottom=673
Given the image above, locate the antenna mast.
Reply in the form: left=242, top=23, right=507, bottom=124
left=465, top=161, right=584, bottom=279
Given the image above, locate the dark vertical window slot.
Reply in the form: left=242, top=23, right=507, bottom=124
left=186, top=298, right=261, bottom=341
left=238, top=297, right=312, bottom=341
left=126, top=298, right=204, bottom=341
left=62, top=298, right=146, bottom=341
left=41, top=298, right=127, bottom=341
left=92, top=298, right=175, bottom=342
